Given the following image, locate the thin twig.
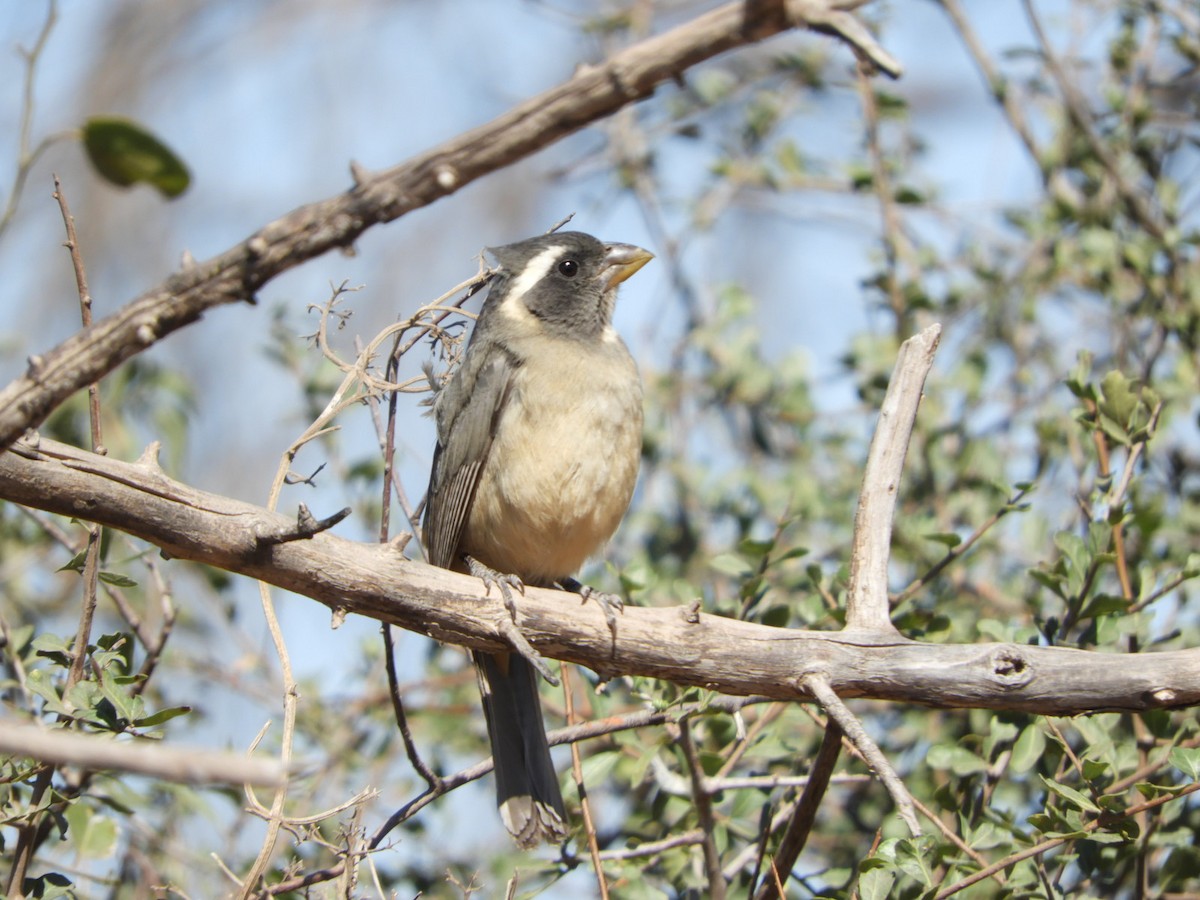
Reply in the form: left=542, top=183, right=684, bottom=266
left=1022, top=0, right=1165, bottom=244
left=3, top=766, right=52, bottom=894
left=562, top=665, right=609, bottom=900
left=892, top=485, right=1032, bottom=607
left=715, top=702, right=788, bottom=777
left=369, top=696, right=769, bottom=846
left=0, top=0, right=64, bottom=240
left=598, top=829, right=706, bottom=860
left=381, top=624, right=441, bottom=790
left=938, top=0, right=1042, bottom=167
left=855, top=59, right=915, bottom=334
left=803, top=674, right=920, bottom=836
left=237, top=584, right=297, bottom=898
left=244, top=786, right=377, bottom=828
left=53, top=178, right=104, bottom=692
left=237, top=271, right=472, bottom=895
left=752, top=717, right=843, bottom=900
left=678, top=719, right=727, bottom=899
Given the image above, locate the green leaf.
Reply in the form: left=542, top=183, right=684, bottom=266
left=776, top=546, right=809, bottom=562
left=976, top=618, right=1014, bottom=642
left=1028, top=812, right=1087, bottom=839
left=1135, top=781, right=1192, bottom=799
left=56, top=551, right=88, bottom=574
left=64, top=802, right=119, bottom=860
left=737, top=537, right=775, bottom=559
left=1078, top=593, right=1128, bottom=620
left=20, top=872, right=74, bottom=899
left=1168, top=747, right=1200, bottom=781
left=5, top=623, right=35, bottom=658
left=133, top=705, right=192, bottom=728
left=1084, top=829, right=1129, bottom=845
left=927, top=744, right=989, bottom=776
left=579, top=750, right=623, bottom=785
left=26, top=669, right=70, bottom=715
left=64, top=680, right=101, bottom=718
left=82, top=116, right=191, bottom=198
left=1030, top=566, right=1067, bottom=599
left=1010, top=724, right=1045, bottom=773
left=709, top=552, right=752, bottom=578
left=1160, top=845, right=1200, bottom=889
left=1040, top=775, right=1100, bottom=813
left=1097, top=411, right=1131, bottom=446
left=1054, top=531, right=1087, bottom=575
left=97, top=667, right=144, bottom=726
left=760, top=604, right=791, bottom=627
left=1066, top=351, right=1094, bottom=398
left=895, top=836, right=937, bottom=886
left=1099, top=370, right=1138, bottom=426
left=98, top=571, right=138, bottom=588
left=31, top=634, right=73, bottom=667
left=1081, top=758, right=1110, bottom=782
left=894, top=185, right=926, bottom=205
left=858, top=865, right=897, bottom=900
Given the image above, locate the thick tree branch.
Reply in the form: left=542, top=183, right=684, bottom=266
left=0, top=0, right=898, bottom=452
left=1, top=436, right=1197, bottom=716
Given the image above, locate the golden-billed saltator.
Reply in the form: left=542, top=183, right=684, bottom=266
left=423, top=231, right=652, bottom=847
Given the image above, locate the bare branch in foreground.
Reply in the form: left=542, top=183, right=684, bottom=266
left=0, top=436, right=1197, bottom=716
left=0, top=720, right=286, bottom=786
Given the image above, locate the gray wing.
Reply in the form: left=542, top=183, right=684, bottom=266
left=422, top=347, right=516, bottom=569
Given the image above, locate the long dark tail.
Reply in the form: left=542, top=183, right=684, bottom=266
left=473, top=651, right=567, bottom=848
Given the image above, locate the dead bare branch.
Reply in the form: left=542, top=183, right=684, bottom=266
left=0, top=720, right=286, bottom=786
left=0, top=435, right=1197, bottom=716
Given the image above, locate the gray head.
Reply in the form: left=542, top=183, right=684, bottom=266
left=482, top=231, right=653, bottom=342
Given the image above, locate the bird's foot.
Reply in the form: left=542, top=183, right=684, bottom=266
left=466, top=555, right=525, bottom=622
left=465, top=556, right=558, bottom=685
left=558, top=576, right=624, bottom=640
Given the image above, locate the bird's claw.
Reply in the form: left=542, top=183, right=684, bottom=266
left=559, top=577, right=624, bottom=640
left=465, top=556, right=556, bottom=683
left=466, top=555, right=525, bottom=622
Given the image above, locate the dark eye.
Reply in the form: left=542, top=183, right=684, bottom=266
left=557, top=259, right=579, bottom=278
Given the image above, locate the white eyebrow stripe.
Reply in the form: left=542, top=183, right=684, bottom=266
left=500, top=244, right=564, bottom=308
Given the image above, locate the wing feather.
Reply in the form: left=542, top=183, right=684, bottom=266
left=422, top=349, right=514, bottom=569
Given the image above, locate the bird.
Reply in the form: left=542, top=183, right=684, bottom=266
left=422, top=230, right=652, bottom=848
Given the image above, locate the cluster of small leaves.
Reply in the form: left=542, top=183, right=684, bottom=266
left=0, top=618, right=190, bottom=895
left=856, top=710, right=1200, bottom=899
